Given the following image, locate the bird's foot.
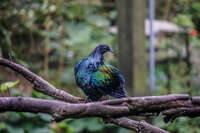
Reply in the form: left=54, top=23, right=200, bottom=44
left=78, top=98, right=85, bottom=103
left=84, top=96, right=89, bottom=103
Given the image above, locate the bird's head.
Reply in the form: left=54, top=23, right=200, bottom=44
left=92, top=44, right=114, bottom=55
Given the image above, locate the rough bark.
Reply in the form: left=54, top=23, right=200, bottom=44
left=107, top=117, right=169, bottom=133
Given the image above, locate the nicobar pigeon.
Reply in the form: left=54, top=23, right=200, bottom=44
left=74, top=44, right=126, bottom=101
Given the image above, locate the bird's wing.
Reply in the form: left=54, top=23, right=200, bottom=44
left=74, top=57, right=89, bottom=76
left=91, top=65, right=126, bottom=97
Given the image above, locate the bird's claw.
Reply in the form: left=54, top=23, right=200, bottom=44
left=84, top=96, right=89, bottom=103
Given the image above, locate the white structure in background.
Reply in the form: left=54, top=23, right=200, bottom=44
left=145, top=19, right=182, bottom=36
left=109, top=19, right=182, bottom=36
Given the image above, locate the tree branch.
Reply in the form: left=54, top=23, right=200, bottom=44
left=1, top=57, right=196, bottom=133
left=0, top=96, right=170, bottom=133
left=0, top=58, right=80, bottom=103
left=105, top=117, right=170, bottom=133
left=0, top=94, right=192, bottom=120
left=1, top=95, right=200, bottom=133
left=0, top=96, right=171, bottom=133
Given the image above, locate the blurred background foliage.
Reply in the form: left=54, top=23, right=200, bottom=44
left=1, top=0, right=200, bottom=133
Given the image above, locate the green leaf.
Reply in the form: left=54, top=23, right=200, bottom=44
left=6, top=112, right=21, bottom=122
left=87, top=119, right=104, bottom=132
left=5, top=124, right=24, bottom=133
left=118, top=128, right=130, bottom=133
left=69, top=119, right=86, bottom=133
left=29, top=127, right=52, bottom=133
left=38, top=113, right=51, bottom=122
left=0, top=123, right=6, bottom=130
left=173, top=14, right=194, bottom=29
left=0, top=80, right=19, bottom=92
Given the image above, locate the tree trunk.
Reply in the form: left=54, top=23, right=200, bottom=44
left=116, top=0, right=147, bottom=96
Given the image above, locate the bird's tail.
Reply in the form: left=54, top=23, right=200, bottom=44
left=109, top=86, right=126, bottom=98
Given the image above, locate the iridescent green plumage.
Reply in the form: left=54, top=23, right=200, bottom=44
left=92, top=65, right=126, bottom=98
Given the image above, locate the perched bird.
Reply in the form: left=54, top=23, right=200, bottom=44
left=74, top=44, right=126, bottom=101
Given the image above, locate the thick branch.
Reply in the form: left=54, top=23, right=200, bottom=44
left=0, top=95, right=199, bottom=121
left=0, top=57, right=188, bottom=133
left=51, top=94, right=194, bottom=121
left=163, top=97, right=200, bottom=122
left=0, top=96, right=171, bottom=133
left=0, top=58, right=80, bottom=103
left=1, top=95, right=200, bottom=132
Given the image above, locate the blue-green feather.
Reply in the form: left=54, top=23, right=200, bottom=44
left=91, top=65, right=126, bottom=98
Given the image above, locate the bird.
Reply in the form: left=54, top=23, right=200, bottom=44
left=74, top=44, right=126, bottom=101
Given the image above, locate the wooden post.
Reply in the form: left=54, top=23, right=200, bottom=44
left=116, top=0, right=147, bottom=96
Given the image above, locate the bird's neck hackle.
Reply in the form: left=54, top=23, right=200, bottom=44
left=89, top=50, right=104, bottom=64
